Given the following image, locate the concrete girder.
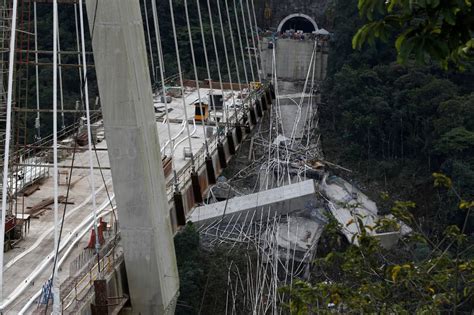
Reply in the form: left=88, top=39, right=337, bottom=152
left=189, top=180, right=318, bottom=226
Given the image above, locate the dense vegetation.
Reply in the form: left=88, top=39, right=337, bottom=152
left=16, top=4, right=98, bottom=140
left=322, top=0, right=474, bottom=233
left=286, top=0, right=474, bottom=312
left=174, top=224, right=258, bottom=314
left=353, top=0, right=474, bottom=69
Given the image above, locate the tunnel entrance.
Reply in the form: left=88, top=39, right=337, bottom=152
left=277, top=13, right=318, bottom=34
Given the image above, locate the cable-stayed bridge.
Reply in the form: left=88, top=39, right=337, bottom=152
left=0, top=0, right=329, bottom=313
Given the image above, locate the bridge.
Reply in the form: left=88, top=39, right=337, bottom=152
left=0, top=0, right=330, bottom=314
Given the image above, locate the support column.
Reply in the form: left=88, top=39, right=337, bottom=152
left=91, top=280, right=108, bottom=315
left=85, top=1, right=179, bottom=314
left=217, top=142, right=227, bottom=168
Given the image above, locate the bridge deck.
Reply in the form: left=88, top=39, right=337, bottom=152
left=3, top=85, right=258, bottom=313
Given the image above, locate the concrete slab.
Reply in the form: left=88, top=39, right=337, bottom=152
left=262, top=216, right=325, bottom=262
left=189, top=180, right=317, bottom=226
left=320, top=175, right=412, bottom=248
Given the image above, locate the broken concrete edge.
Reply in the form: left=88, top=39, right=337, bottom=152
left=187, top=177, right=413, bottom=250
left=188, top=179, right=318, bottom=226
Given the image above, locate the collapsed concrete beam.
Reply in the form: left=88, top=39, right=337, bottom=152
left=189, top=180, right=317, bottom=225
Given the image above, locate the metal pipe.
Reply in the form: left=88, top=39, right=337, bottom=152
left=34, top=2, right=41, bottom=140
left=79, top=0, right=101, bottom=270
left=17, top=163, right=111, bottom=170
left=13, top=107, right=101, bottom=113
left=20, top=145, right=108, bottom=151
left=16, top=61, right=94, bottom=67
left=16, top=49, right=92, bottom=55
left=0, top=0, right=18, bottom=302
left=52, top=0, right=61, bottom=311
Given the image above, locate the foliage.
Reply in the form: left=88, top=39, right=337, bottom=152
left=325, top=63, right=474, bottom=160
left=353, top=0, right=474, bottom=69
left=284, top=192, right=474, bottom=313
left=435, top=127, right=474, bottom=154
left=322, top=58, right=474, bottom=231
left=302, top=1, right=474, bottom=312
left=174, top=223, right=258, bottom=314
left=148, top=0, right=250, bottom=83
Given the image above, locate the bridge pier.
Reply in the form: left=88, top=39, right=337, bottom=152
left=85, top=0, right=179, bottom=314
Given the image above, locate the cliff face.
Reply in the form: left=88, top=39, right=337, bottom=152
left=254, top=0, right=331, bottom=30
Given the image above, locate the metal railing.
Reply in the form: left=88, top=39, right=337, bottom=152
left=60, top=243, right=122, bottom=313
left=0, top=112, right=102, bottom=198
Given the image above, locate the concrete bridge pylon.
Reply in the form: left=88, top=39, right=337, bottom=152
left=85, top=0, right=179, bottom=314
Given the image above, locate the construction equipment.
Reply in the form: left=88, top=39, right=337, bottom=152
left=194, top=102, right=209, bottom=122
left=250, top=81, right=262, bottom=90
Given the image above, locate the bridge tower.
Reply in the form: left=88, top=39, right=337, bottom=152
left=85, top=0, right=179, bottom=313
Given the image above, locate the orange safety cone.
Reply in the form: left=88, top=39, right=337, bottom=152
left=86, top=219, right=106, bottom=249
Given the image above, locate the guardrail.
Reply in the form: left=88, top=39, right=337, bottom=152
left=164, top=93, right=260, bottom=201
left=60, top=244, right=122, bottom=313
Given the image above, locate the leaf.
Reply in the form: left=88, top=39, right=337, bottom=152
left=464, top=287, right=471, bottom=297
left=392, top=201, right=416, bottom=224
left=395, top=33, right=406, bottom=51
left=459, top=200, right=474, bottom=209
left=432, top=173, right=452, bottom=189
left=397, top=36, right=417, bottom=64
left=325, top=252, right=334, bottom=263
left=380, top=191, right=390, bottom=201
left=391, top=265, right=402, bottom=282
left=352, top=27, right=366, bottom=50
left=331, top=292, right=342, bottom=305
left=387, top=0, right=400, bottom=12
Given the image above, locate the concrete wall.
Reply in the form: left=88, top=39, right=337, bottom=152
left=260, top=38, right=328, bottom=81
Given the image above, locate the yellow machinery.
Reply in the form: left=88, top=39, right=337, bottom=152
left=250, top=82, right=262, bottom=90
left=195, top=103, right=209, bottom=121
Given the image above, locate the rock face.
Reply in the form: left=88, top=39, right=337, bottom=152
left=254, top=0, right=331, bottom=30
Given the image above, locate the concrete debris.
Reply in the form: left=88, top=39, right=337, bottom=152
left=262, top=216, right=325, bottom=263
left=320, top=175, right=412, bottom=249
left=201, top=173, right=412, bottom=255
left=273, top=134, right=291, bottom=146
left=314, top=28, right=330, bottom=36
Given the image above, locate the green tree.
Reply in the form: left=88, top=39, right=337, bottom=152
left=284, top=184, right=474, bottom=313
left=353, top=0, right=474, bottom=69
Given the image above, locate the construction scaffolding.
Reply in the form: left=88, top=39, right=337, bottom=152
left=0, top=0, right=11, bottom=162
